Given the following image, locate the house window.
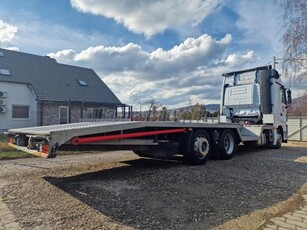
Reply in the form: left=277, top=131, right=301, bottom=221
left=12, top=105, right=29, bottom=119
left=0, top=69, right=10, bottom=76
left=77, top=80, right=88, bottom=86
left=59, top=106, right=68, bottom=124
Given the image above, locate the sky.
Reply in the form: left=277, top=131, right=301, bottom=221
left=0, top=0, right=291, bottom=109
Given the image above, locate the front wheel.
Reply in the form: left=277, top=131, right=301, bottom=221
left=219, top=130, right=236, bottom=160
left=271, top=129, right=282, bottom=149
left=184, top=130, right=211, bottom=165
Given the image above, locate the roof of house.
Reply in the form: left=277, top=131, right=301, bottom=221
left=0, top=48, right=122, bottom=105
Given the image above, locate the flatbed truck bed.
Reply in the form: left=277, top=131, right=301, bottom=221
left=6, top=120, right=270, bottom=164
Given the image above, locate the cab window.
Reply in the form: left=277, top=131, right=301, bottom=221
left=280, top=87, right=287, bottom=104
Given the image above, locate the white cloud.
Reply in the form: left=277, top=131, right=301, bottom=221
left=49, top=34, right=233, bottom=79
left=225, top=50, right=254, bottom=65
left=49, top=33, right=255, bottom=107
left=2, top=47, right=19, bottom=51
left=0, top=20, right=18, bottom=44
left=0, top=11, right=114, bottom=55
left=232, top=0, right=283, bottom=59
left=70, top=0, right=224, bottom=37
left=14, top=22, right=111, bottom=55
left=48, top=49, right=77, bottom=62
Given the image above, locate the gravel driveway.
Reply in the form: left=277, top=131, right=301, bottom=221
left=0, top=144, right=306, bottom=229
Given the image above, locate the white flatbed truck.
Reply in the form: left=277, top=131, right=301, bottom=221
left=5, top=66, right=292, bottom=165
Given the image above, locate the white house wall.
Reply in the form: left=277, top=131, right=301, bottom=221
left=0, top=82, right=37, bottom=130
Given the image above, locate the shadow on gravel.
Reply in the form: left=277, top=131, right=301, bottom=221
left=44, top=146, right=307, bottom=230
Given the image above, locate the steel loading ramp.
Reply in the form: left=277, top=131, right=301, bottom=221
left=6, top=121, right=189, bottom=158
left=7, top=121, right=147, bottom=146
left=6, top=120, right=242, bottom=159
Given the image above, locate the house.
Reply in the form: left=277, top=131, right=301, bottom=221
left=0, top=48, right=128, bottom=131
left=287, top=94, right=307, bottom=116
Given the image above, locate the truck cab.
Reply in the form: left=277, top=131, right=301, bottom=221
left=220, top=66, right=292, bottom=147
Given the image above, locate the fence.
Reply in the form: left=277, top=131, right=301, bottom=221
left=287, top=117, right=307, bottom=141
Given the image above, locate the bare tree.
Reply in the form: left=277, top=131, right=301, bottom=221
left=275, top=0, right=307, bottom=77
left=144, top=98, right=161, bottom=121
left=158, top=107, right=168, bottom=121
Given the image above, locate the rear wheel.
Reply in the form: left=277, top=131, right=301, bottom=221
left=184, top=130, right=211, bottom=165
left=219, top=130, right=236, bottom=159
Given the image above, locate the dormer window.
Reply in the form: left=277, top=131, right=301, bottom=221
left=77, top=79, right=88, bottom=86
left=0, top=52, right=4, bottom=57
left=0, top=69, right=10, bottom=75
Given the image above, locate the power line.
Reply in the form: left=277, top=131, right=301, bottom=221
left=264, top=57, right=307, bottom=66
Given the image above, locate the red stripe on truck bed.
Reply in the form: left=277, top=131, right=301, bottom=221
left=72, top=128, right=186, bottom=145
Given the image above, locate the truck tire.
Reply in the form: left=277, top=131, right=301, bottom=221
left=184, top=130, right=211, bottom=165
left=219, top=129, right=236, bottom=159
left=271, top=129, right=282, bottom=149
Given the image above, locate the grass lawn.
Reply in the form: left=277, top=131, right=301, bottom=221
left=0, top=135, right=33, bottom=160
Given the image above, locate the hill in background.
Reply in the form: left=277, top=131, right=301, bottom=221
left=168, top=104, right=219, bottom=113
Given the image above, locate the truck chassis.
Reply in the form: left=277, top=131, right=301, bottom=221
left=6, top=120, right=276, bottom=165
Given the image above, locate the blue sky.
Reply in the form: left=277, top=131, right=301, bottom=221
left=0, top=0, right=289, bottom=109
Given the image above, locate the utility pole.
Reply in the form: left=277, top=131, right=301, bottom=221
left=272, top=56, right=276, bottom=69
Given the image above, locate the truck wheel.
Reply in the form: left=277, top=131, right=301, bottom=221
left=271, top=129, right=282, bottom=149
left=184, top=130, right=211, bottom=165
left=219, top=130, right=236, bottom=159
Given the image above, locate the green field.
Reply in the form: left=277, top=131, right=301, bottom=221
left=0, top=135, right=33, bottom=160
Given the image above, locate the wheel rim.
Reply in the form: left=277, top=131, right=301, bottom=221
left=277, top=134, right=282, bottom=146
left=194, top=136, right=209, bottom=159
left=223, top=133, right=235, bottom=155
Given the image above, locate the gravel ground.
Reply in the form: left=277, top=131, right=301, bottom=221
left=0, top=144, right=306, bottom=230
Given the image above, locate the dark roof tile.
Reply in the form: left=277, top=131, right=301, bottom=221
left=0, top=48, right=122, bottom=105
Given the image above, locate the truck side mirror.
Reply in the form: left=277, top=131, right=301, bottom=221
left=286, top=89, right=292, bottom=108
left=272, top=69, right=280, bottom=79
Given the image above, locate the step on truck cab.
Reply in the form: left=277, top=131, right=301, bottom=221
left=5, top=66, right=291, bottom=165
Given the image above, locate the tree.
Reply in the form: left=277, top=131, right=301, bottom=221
left=144, top=98, right=161, bottom=121
left=180, top=111, right=188, bottom=120
left=211, top=110, right=219, bottom=117
left=158, top=106, right=168, bottom=121
left=191, top=103, right=206, bottom=120
left=275, top=0, right=307, bottom=77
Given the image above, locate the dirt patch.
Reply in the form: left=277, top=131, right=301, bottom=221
left=294, top=156, right=307, bottom=163
left=212, top=183, right=307, bottom=230
left=0, top=145, right=306, bottom=230
left=0, top=153, right=138, bottom=230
